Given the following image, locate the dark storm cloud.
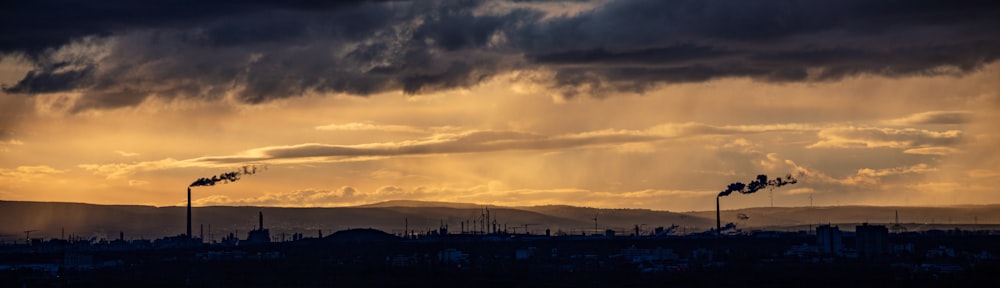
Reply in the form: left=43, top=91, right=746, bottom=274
left=529, top=44, right=735, bottom=66
left=2, top=64, right=94, bottom=94
left=518, top=0, right=1000, bottom=95
left=2, top=0, right=998, bottom=110
left=0, top=0, right=375, bottom=55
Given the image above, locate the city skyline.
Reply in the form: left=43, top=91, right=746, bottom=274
left=1, top=0, right=999, bottom=211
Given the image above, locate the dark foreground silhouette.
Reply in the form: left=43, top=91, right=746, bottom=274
left=3, top=227, right=999, bottom=287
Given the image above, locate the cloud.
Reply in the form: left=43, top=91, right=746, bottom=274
left=128, top=179, right=149, bottom=186
left=613, top=142, right=656, bottom=154
left=2, top=0, right=997, bottom=110
left=646, top=123, right=815, bottom=137
left=0, top=0, right=375, bottom=55
left=0, top=165, right=69, bottom=182
left=78, top=158, right=181, bottom=179
left=883, top=111, right=974, bottom=126
left=314, top=122, right=428, bottom=134
left=784, top=188, right=814, bottom=195
left=854, top=163, right=936, bottom=178
left=3, top=165, right=67, bottom=174
left=808, top=126, right=961, bottom=150
left=191, top=185, right=427, bottom=207
left=191, top=122, right=813, bottom=164
left=514, top=0, right=1000, bottom=97
left=70, top=121, right=814, bottom=182
left=839, top=163, right=937, bottom=186
left=191, top=129, right=658, bottom=164
left=718, top=138, right=760, bottom=155
left=903, top=147, right=962, bottom=156
left=0, top=139, right=23, bottom=152
left=193, top=186, right=362, bottom=206
left=759, top=153, right=936, bottom=189
left=192, top=184, right=712, bottom=209
left=114, top=150, right=140, bottom=157
left=967, top=169, right=1000, bottom=179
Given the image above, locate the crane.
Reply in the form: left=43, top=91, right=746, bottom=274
left=24, top=230, right=38, bottom=244
left=522, top=224, right=537, bottom=235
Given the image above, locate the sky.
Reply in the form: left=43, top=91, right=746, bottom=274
left=1, top=0, right=998, bottom=211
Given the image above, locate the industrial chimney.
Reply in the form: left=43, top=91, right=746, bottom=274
left=187, top=187, right=192, bottom=239
left=714, top=174, right=799, bottom=237
left=716, top=196, right=721, bottom=237
left=246, top=211, right=271, bottom=244
left=186, top=165, right=266, bottom=241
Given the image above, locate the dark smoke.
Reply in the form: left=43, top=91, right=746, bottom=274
left=189, top=165, right=265, bottom=187
left=717, top=174, right=798, bottom=197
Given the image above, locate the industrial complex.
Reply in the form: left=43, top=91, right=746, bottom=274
left=3, top=172, right=998, bottom=286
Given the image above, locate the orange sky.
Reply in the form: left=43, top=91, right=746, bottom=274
left=3, top=65, right=997, bottom=210
left=1, top=1, right=998, bottom=211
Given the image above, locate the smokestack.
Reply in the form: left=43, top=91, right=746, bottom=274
left=716, top=196, right=721, bottom=237
left=185, top=165, right=265, bottom=240
left=259, top=211, right=264, bottom=231
left=714, top=173, right=799, bottom=237
left=187, top=187, right=192, bottom=239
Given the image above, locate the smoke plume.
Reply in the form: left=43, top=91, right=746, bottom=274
left=189, top=165, right=265, bottom=187
left=717, top=174, right=798, bottom=197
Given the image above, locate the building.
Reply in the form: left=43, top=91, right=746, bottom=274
left=816, top=224, right=843, bottom=255
left=855, top=223, right=888, bottom=259
left=438, top=248, right=469, bottom=265
left=618, top=246, right=680, bottom=263
left=245, top=211, right=271, bottom=245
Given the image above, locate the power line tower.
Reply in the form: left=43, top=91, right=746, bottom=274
left=592, top=213, right=599, bottom=234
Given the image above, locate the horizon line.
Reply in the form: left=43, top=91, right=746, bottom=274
left=2, top=199, right=999, bottom=212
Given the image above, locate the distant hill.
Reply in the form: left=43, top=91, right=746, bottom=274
left=358, top=200, right=487, bottom=209
left=1, top=200, right=998, bottom=242
left=693, top=205, right=1000, bottom=231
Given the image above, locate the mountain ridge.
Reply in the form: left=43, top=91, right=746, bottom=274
left=2, top=200, right=999, bottom=242
left=8, top=199, right=998, bottom=211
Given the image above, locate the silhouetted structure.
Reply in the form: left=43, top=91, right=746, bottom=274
left=816, top=224, right=842, bottom=255
left=856, top=223, right=888, bottom=259
left=245, top=211, right=270, bottom=244
left=5, top=221, right=1000, bottom=287
left=891, top=210, right=906, bottom=234
left=715, top=174, right=798, bottom=236
left=187, top=188, right=192, bottom=239
left=185, top=165, right=264, bottom=240
left=716, top=197, right=721, bottom=236
left=324, top=228, right=400, bottom=243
